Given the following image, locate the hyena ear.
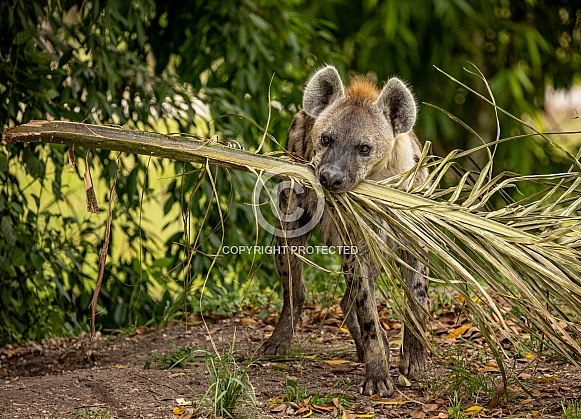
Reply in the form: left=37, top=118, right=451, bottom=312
left=303, top=66, right=345, bottom=117
left=374, top=78, right=416, bottom=135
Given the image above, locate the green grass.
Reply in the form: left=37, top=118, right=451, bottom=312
left=563, top=399, right=581, bottom=419
left=424, top=346, right=497, bottom=409
left=448, top=393, right=468, bottom=419
left=72, top=408, right=113, bottom=419
left=283, top=376, right=353, bottom=408
left=283, top=376, right=311, bottom=404
left=145, top=342, right=200, bottom=369
left=198, top=352, right=257, bottom=419
left=147, top=342, right=257, bottom=418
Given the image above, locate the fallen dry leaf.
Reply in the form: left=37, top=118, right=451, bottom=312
left=398, top=374, right=412, bottom=387
left=464, top=405, right=485, bottom=414
left=478, top=365, right=499, bottom=373
left=239, top=317, right=259, bottom=327
left=446, top=325, right=471, bottom=339
left=424, top=403, right=442, bottom=411
left=377, top=396, right=411, bottom=405
left=411, top=407, right=426, bottom=419
left=135, top=326, right=152, bottom=335
left=323, top=359, right=351, bottom=365
left=377, top=400, right=410, bottom=406
left=312, top=404, right=335, bottom=412
left=185, top=313, right=203, bottom=325
left=486, top=382, right=506, bottom=409
left=464, top=326, right=481, bottom=338
left=172, top=405, right=185, bottom=415
left=295, top=406, right=310, bottom=415
left=288, top=401, right=300, bottom=410
left=270, top=403, right=286, bottom=413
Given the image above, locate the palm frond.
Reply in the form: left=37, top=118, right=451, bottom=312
left=330, top=67, right=581, bottom=374
left=3, top=68, right=581, bottom=375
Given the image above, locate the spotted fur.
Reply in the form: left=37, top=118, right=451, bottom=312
left=260, top=66, right=429, bottom=397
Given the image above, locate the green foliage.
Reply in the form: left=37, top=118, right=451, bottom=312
left=2, top=0, right=581, bottom=345
left=148, top=343, right=257, bottom=416
left=200, top=352, right=257, bottom=419
left=146, top=343, right=200, bottom=369
left=426, top=347, right=497, bottom=408
left=312, top=0, right=581, bottom=174
left=447, top=394, right=469, bottom=419
left=563, top=399, right=581, bottom=419
left=0, top=0, right=335, bottom=343
left=284, top=376, right=311, bottom=404
left=0, top=144, right=95, bottom=343
left=72, top=408, right=113, bottom=419
left=149, top=0, right=342, bottom=142
left=284, top=376, right=353, bottom=407
left=0, top=0, right=192, bottom=343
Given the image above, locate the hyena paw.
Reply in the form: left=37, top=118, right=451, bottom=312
left=259, top=334, right=292, bottom=356
left=398, top=345, right=427, bottom=379
left=358, top=370, right=394, bottom=397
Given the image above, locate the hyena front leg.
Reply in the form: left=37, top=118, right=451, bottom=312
left=259, top=232, right=308, bottom=355
left=340, top=261, right=365, bottom=362
left=398, top=253, right=429, bottom=378
left=259, top=186, right=311, bottom=356
left=344, top=254, right=394, bottom=397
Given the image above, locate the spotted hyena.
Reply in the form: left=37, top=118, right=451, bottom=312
left=260, top=66, right=429, bottom=397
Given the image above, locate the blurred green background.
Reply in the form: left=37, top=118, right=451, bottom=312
left=1, top=0, right=580, bottom=344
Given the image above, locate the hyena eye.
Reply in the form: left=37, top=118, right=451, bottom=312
left=320, top=135, right=332, bottom=147
left=358, top=145, right=371, bottom=155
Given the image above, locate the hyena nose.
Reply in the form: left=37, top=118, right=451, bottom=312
left=320, top=169, right=344, bottom=190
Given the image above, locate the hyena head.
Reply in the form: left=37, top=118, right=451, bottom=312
left=303, top=66, right=416, bottom=193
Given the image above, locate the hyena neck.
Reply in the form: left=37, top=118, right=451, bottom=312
left=367, top=132, right=422, bottom=185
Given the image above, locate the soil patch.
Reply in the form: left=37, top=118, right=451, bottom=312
left=1, top=305, right=580, bottom=418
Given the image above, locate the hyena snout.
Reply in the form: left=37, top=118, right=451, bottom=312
left=319, top=167, right=345, bottom=191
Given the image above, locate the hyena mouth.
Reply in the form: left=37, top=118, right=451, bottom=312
left=319, top=167, right=347, bottom=192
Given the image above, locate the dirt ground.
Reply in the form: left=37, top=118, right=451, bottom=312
left=1, top=302, right=580, bottom=419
